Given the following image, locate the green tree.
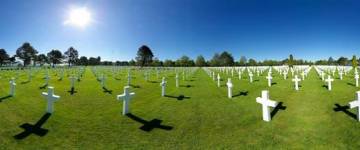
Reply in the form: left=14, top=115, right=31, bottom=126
left=289, top=54, right=294, bottom=68
left=0, top=49, right=9, bottom=66
left=351, top=55, right=358, bottom=68
left=78, top=56, right=88, bottom=66
left=328, top=57, right=335, bottom=65
left=129, top=59, right=136, bottom=66
left=195, top=55, right=206, bottom=67
left=64, top=47, right=79, bottom=66
left=151, top=57, right=162, bottom=66
left=16, top=42, right=38, bottom=66
left=47, top=50, right=63, bottom=67
left=219, top=51, right=234, bottom=66
left=163, top=59, right=174, bottom=67
left=36, top=54, right=48, bottom=66
left=177, top=55, right=192, bottom=67
left=337, top=57, right=348, bottom=66
left=210, top=53, right=221, bottom=66
left=239, top=56, right=247, bottom=66
left=135, top=45, right=154, bottom=67
left=248, top=58, right=257, bottom=66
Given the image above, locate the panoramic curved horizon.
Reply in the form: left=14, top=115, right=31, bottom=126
left=1, top=0, right=360, bottom=62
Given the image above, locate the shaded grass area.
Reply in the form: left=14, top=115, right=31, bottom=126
left=0, top=67, right=359, bottom=149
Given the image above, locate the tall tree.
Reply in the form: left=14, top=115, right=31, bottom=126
left=78, top=56, right=88, bottom=66
left=195, top=55, right=206, bottom=67
left=239, top=56, right=247, bottom=66
left=219, top=51, right=234, bottom=66
left=328, top=57, right=335, bottom=65
left=0, top=49, right=9, bottom=66
left=248, top=58, right=257, bottom=66
left=210, top=53, right=221, bottom=66
left=47, top=50, right=63, bottom=67
left=36, top=54, right=48, bottom=66
left=135, top=45, right=154, bottom=67
left=16, top=42, right=38, bottom=66
left=289, top=54, right=294, bottom=68
left=177, top=55, right=192, bottom=67
left=163, top=59, right=174, bottom=67
left=337, top=57, right=348, bottom=66
left=64, top=47, right=79, bottom=66
left=129, top=59, right=136, bottom=66
left=351, top=55, right=358, bottom=68
left=88, top=57, right=98, bottom=65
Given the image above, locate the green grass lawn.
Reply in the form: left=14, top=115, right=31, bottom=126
left=0, top=66, right=360, bottom=149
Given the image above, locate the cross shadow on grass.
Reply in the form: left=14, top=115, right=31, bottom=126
left=271, top=82, right=277, bottom=86
left=126, top=113, right=173, bottom=132
left=333, top=103, right=357, bottom=120
left=322, top=84, right=328, bottom=89
left=129, top=84, right=141, bottom=88
left=21, top=80, right=30, bottom=84
left=39, top=84, right=48, bottom=89
left=67, top=87, right=77, bottom=95
left=14, top=113, right=51, bottom=140
left=164, top=95, right=190, bottom=101
left=180, top=85, right=193, bottom=88
left=0, top=95, right=12, bottom=102
left=148, top=81, right=159, bottom=83
left=347, top=82, right=356, bottom=87
left=271, top=102, right=286, bottom=119
left=114, top=78, right=121, bottom=81
left=233, top=91, right=249, bottom=97
left=102, top=87, right=113, bottom=94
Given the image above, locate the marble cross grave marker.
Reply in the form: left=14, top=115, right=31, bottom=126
left=325, top=75, right=334, bottom=91
left=292, top=75, right=301, bottom=91
left=42, top=87, right=60, bottom=114
left=160, top=77, right=167, bottom=97
left=9, top=78, right=16, bottom=96
left=256, top=90, right=278, bottom=122
left=117, top=86, right=135, bottom=115
left=226, top=78, right=233, bottom=98
left=349, top=91, right=360, bottom=121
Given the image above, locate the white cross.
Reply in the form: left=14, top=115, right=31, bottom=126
left=226, top=78, right=233, bottom=98
left=325, top=75, right=334, bottom=91
left=42, top=87, right=60, bottom=114
left=321, top=72, right=325, bottom=81
left=249, top=72, right=253, bottom=83
left=349, top=91, right=360, bottom=121
left=45, top=74, right=50, bottom=85
left=231, top=69, right=234, bottom=77
left=160, top=77, right=166, bottom=96
left=283, top=71, right=287, bottom=80
left=212, top=72, right=215, bottom=80
left=238, top=71, right=242, bottom=80
left=101, top=74, right=106, bottom=88
left=256, top=90, right=278, bottom=122
left=292, top=75, right=301, bottom=91
left=117, top=86, right=135, bottom=115
left=266, top=73, right=272, bottom=87
left=355, top=74, right=359, bottom=87
left=301, top=71, right=305, bottom=80
left=175, top=73, right=179, bottom=87
left=217, top=74, right=221, bottom=87
left=127, top=72, right=131, bottom=86
left=339, top=71, right=343, bottom=80
left=9, top=78, right=16, bottom=96
left=69, top=76, right=77, bottom=88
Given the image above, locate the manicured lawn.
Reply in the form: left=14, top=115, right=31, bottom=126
left=0, top=66, right=359, bottom=149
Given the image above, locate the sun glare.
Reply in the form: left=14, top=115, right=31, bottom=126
left=64, top=7, right=92, bottom=28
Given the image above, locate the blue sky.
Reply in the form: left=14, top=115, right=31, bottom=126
left=0, top=0, right=360, bottom=61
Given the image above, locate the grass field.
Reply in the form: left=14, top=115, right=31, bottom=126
left=0, top=66, right=360, bottom=149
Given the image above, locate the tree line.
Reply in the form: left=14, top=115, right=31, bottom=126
left=0, top=43, right=359, bottom=67
left=135, top=45, right=360, bottom=67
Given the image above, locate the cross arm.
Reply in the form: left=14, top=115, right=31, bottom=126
left=349, top=100, right=359, bottom=109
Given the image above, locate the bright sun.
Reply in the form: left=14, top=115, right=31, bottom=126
left=64, top=7, right=92, bottom=28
